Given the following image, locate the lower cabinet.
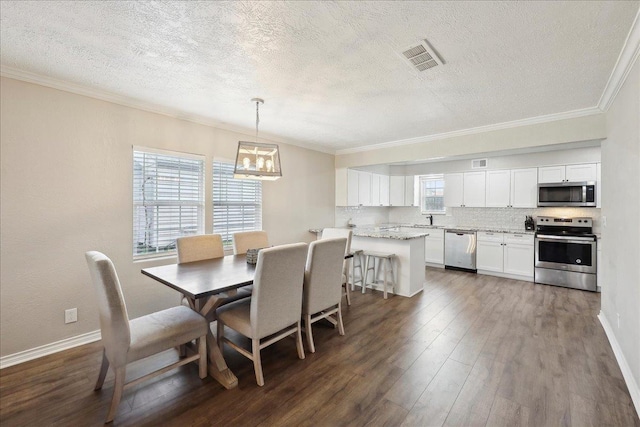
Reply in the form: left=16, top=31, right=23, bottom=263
left=424, top=228, right=445, bottom=265
left=477, top=232, right=534, bottom=280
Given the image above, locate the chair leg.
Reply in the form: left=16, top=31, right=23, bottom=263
left=252, top=338, right=264, bottom=387
left=217, top=320, right=224, bottom=352
left=383, top=258, right=388, bottom=299
left=296, top=320, right=306, bottom=360
left=343, top=281, right=351, bottom=306
left=105, top=366, right=126, bottom=423
left=362, top=255, right=369, bottom=294
left=337, top=302, right=345, bottom=336
left=94, top=348, right=109, bottom=391
left=305, top=314, right=315, bottom=353
left=198, top=335, right=207, bottom=379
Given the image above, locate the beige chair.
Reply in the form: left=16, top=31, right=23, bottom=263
left=85, top=251, right=208, bottom=423
left=320, top=228, right=355, bottom=306
left=303, top=238, right=348, bottom=353
left=216, top=242, right=308, bottom=386
left=176, top=234, right=225, bottom=263
left=232, top=230, right=269, bottom=255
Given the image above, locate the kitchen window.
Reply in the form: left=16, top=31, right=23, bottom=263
left=133, top=148, right=205, bottom=258
left=419, top=174, right=446, bottom=214
left=213, top=160, right=262, bottom=249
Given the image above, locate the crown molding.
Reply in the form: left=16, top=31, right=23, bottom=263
left=0, top=65, right=335, bottom=155
left=598, top=8, right=640, bottom=112
left=335, top=106, right=602, bottom=155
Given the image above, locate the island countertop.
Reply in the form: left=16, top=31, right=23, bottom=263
left=308, top=226, right=429, bottom=240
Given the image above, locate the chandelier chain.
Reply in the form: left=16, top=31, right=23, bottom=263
left=255, top=100, right=260, bottom=142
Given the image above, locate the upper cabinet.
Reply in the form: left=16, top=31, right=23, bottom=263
left=379, top=175, right=390, bottom=206
left=538, top=163, right=597, bottom=183
left=388, top=175, right=415, bottom=206
left=358, top=171, right=372, bottom=206
left=336, top=168, right=392, bottom=207
left=404, top=176, right=416, bottom=207
left=444, top=172, right=486, bottom=207
left=485, top=168, right=537, bottom=208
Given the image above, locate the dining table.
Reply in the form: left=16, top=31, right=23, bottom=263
left=141, top=254, right=255, bottom=389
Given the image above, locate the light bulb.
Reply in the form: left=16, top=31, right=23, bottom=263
left=257, top=157, right=265, bottom=170
left=265, top=159, right=273, bottom=172
left=242, top=157, right=251, bottom=169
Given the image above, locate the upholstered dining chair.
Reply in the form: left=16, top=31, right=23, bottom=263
left=302, top=237, right=348, bottom=353
left=232, top=230, right=269, bottom=255
left=320, top=228, right=354, bottom=306
left=85, top=251, right=208, bottom=423
left=176, top=233, right=225, bottom=263
left=216, top=242, right=308, bottom=386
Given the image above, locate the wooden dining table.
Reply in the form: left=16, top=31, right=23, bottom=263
left=141, top=254, right=255, bottom=389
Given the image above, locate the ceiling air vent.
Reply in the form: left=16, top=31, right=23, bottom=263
left=472, top=159, right=488, bottom=169
left=401, top=40, right=443, bottom=72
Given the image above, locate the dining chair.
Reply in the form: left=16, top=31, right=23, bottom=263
left=302, top=237, right=348, bottom=353
left=216, top=242, right=308, bottom=386
left=176, top=233, right=225, bottom=263
left=232, top=230, right=269, bottom=255
left=85, top=251, right=208, bottom=423
left=320, top=227, right=355, bottom=305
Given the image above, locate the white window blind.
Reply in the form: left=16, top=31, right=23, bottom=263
left=213, top=161, right=262, bottom=249
left=133, top=149, right=204, bottom=258
left=419, top=174, right=446, bottom=214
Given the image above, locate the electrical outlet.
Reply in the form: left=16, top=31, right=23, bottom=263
left=65, top=308, right=78, bottom=324
left=617, top=313, right=620, bottom=329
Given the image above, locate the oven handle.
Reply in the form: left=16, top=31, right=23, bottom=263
left=535, top=234, right=596, bottom=243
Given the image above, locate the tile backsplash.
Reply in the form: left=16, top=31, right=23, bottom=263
left=336, top=206, right=601, bottom=233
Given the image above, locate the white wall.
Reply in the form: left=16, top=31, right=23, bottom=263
left=602, top=57, right=640, bottom=400
left=0, top=77, right=335, bottom=357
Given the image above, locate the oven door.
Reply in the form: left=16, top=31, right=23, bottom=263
left=535, top=234, right=596, bottom=274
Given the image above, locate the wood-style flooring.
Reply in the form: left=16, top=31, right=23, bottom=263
left=1, top=268, right=638, bottom=426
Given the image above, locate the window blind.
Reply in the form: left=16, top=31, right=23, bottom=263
left=133, top=149, right=204, bottom=258
left=419, top=174, right=445, bottom=213
left=213, top=161, right=262, bottom=249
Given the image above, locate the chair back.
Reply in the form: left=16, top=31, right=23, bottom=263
left=177, top=234, right=224, bottom=264
left=233, top=231, right=269, bottom=255
left=250, top=243, right=308, bottom=338
left=85, top=251, right=130, bottom=366
left=303, top=238, right=348, bottom=315
left=321, top=228, right=352, bottom=276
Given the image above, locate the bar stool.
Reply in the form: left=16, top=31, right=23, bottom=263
left=361, top=251, right=396, bottom=299
left=349, top=249, right=364, bottom=292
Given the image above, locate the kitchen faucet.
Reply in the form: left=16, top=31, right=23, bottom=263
left=425, top=214, right=433, bottom=225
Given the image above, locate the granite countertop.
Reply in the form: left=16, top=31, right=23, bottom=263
left=308, top=224, right=535, bottom=239
left=445, top=226, right=535, bottom=235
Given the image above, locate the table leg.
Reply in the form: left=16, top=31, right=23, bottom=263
left=193, top=296, right=239, bottom=389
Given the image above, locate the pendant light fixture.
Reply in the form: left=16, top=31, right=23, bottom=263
left=233, top=98, right=282, bottom=180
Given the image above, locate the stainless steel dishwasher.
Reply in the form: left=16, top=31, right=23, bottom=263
left=444, top=229, right=477, bottom=272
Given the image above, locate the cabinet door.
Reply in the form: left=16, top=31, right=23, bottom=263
left=358, top=171, right=372, bottom=206
left=371, top=174, right=381, bottom=206
left=389, top=176, right=405, bottom=206
left=380, top=175, right=390, bottom=206
left=463, top=171, right=486, bottom=207
left=444, top=173, right=464, bottom=207
left=566, top=163, right=597, bottom=182
left=477, top=241, right=504, bottom=272
left=424, top=235, right=444, bottom=264
left=510, top=168, right=538, bottom=208
left=538, top=166, right=565, bottom=183
left=485, top=170, right=511, bottom=207
left=405, top=176, right=415, bottom=206
left=347, top=169, right=359, bottom=206
left=503, top=244, right=534, bottom=277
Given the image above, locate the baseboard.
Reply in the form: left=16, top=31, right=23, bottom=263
left=0, top=330, right=101, bottom=369
left=477, top=269, right=534, bottom=282
left=598, top=311, right=640, bottom=417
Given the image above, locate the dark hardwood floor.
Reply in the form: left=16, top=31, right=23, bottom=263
left=1, top=268, right=638, bottom=426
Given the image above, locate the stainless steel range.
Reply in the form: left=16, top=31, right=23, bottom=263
left=534, top=216, right=597, bottom=291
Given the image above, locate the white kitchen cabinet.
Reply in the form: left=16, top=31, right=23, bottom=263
left=510, top=168, right=538, bottom=208
left=347, top=169, right=359, bottom=206
left=463, top=171, right=486, bottom=207
left=477, top=232, right=534, bottom=279
left=477, top=232, right=504, bottom=272
left=389, top=176, right=406, bottom=206
left=358, top=171, right=372, bottom=206
left=380, top=174, right=390, bottom=206
left=405, top=176, right=416, bottom=207
left=424, top=228, right=445, bottom=265
left=538, top=163, right=597, bottom=183
left=444, top=173, right=464, bottom=207
left=485, top=170, right=511, bottom=208
left=371, top=174, right=381, bottom=206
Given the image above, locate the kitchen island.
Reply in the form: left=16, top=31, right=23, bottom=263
left=310, top=226, right=429, bottom=297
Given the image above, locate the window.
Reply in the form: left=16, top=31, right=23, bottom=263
left=213, top=161, right=262, bottom=249
left=419, top=174, right=446, bottom=214
left=133, top=148, right=205, bottom=258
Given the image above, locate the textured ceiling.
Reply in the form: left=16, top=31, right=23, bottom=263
left=1, top=1, right=638, bottom=152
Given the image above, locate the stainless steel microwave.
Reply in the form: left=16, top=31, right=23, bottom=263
left=537, top=181, right=596, bottom=207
